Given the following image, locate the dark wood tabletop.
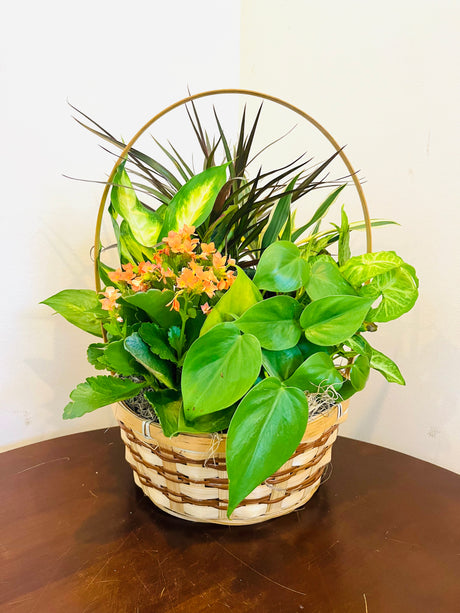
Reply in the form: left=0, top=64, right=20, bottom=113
left=1, top=428, right=459, bottom=613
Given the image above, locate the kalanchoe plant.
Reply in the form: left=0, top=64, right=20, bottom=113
left=42, top=105, right=419, bottom=516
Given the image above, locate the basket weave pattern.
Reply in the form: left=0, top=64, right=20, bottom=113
left=115, top=401, right=348, bottom=525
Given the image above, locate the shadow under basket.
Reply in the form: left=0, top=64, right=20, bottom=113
left=113, top=400, right=349, bottom=525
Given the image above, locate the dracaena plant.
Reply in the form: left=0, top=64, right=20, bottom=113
left=42, top=104, right=419, bottom=516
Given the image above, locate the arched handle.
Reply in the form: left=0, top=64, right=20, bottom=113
left=94, top=88, right=372, bottom=293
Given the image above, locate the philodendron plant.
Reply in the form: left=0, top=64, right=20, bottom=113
left=43, top=106, right=418, bottom=516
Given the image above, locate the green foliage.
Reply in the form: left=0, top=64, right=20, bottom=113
left=160, top=165, right=228, bottom=235
left=200, top=267, right=262, bottom=335
left=41, top=290, right=106, bottom=337
left=63, top=376, right=144, bottom=419
left=284, top=352, right=343, bottom=392
left=300, top=295, right=374, bottom=345
left=182, top=323, right=261, bottom=419
left=226, top=378, right=309, bottom=516
left=254, top=241, right=309, bottom=292
left=235, top=296, right=302, bottom=350
left=44, top=103, right=421, bottom=516
left=111, top=163, right=163, bottom=246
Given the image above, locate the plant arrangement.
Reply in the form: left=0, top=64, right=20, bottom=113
left=42, top=98, right=418, bottom=517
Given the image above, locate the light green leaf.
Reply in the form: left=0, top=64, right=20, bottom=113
left=41, top=289, right=105, bottom=337
left=359, top=265, right=419, bottom=322
left=261, top=176, right=298, bottom=249
left=226, top=378, right=309, bottom=517
left=284, top=352, right=343, bottom=392
left=124, top=333, right=175, bottom=388
left=292, top=184, right=346, bottom=242
left=182, top=323, right=261, bottom=419
left=138, top=323, right=177, bottom=362
left=200, top=267, right=262, bottom=336
left=306, top=259, right=356, bottom=300
left=338, top=205, right=351, bottom=266
left=161, top=165, right=227, bottom=235
left=123, top=289, right=181, bottom=329
left=349, top=355, right=370, bottom=390
left=253, top=241, right=309, bottom=292
left=340, top=251, right=404, bottom=287
left=370, top=348, right=405, bottom=385
left=111, top=164, right=162, bottom=246
left=300, top=295, right=374, bottom=345
left=235, top=296, right=302, bottom=350
left=63, top=376, right=144, bottom=419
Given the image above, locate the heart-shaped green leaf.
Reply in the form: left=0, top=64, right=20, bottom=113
left=200, top=267, right=262, bottom=336
left=236, top=296, right=302, bottom=350
left=300, top=295, right=374, bottom=345
left=63, top=376, right=144, bottom=419
left=253, top=241, right=309, bottom=292
left=349, top=355, right=370, bottom=390
left=340, top=251, right=404, bottom=287
left=359, top=265, right=419, bottom=322
left=284, top=352, right=343, bottom=392
left=306, top=259, right=356, bottom=300
left=182, top=323, right=261, bottom=419
left=226, top=378, right=309, bottom=517
left=161, top=165, right=227, bottom=235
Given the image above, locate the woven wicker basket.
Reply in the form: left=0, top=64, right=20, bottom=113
left=114, top=400, right=349, bottom=525
left=94, top=89, right=372, bottom=525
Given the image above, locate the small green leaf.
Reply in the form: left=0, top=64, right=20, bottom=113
left=138, top=323, right=177, bottom=362
left=261, top=176, right=298, bottom=249
left=292, top=184, right=346, bottom=241
left=41, top=290, right=105, bottom=337
left=167, top=326, right=182, bottom=354
left=200, top=267, right=262, bottom=336
left=300, top=295, right=374, bottom=345
left=285, top=352, right=343, bottom=392
left=236, top=296, right=302, bottom=350
left=226, top=378, right=309, bottom=517
left=87, top=343, right=106, bottom=370
left=370, top=348, right=406, bottom=385
left=123, top=289, right=181, bottom=329
left=262, top=338, right=325, bottom=380
left=124, top=333, right=175, bottom=388
left=145, top=389, right=182, bottom=437
left=98, top=340, right=146, bottom=376
left=306, top=259, right=357, bottom=300
left=111, top=164, right=162, bottom=246
left=182, top=323, right=261, bottom=419
left=63, top=376, right=144, bottom=419
left=253, top=241, right=309, bottom=292
left=359, top=265, right=419, bottom=322
left=161, top=165, right=227, bottom=235
left=178, top=403, right=236, bottom=435
left=340, top=251, right=404, bottom=287
left=349, top=355, right=370, bottom=390
left=338, top=205, right=351, bottom=266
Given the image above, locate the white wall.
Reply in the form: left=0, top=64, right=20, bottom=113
left=2, top=0, right=459, bottom=475
left=0, top=0, right=240, bottom=451
left=240, top=0, right=460, bottom=473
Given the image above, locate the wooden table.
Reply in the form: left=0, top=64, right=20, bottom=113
left=1, top=428, right=459, bottom=612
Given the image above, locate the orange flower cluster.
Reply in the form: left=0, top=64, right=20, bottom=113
left=100, top=286, right=121, bottom=311
left=100, top=225, right=236, bottom=315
